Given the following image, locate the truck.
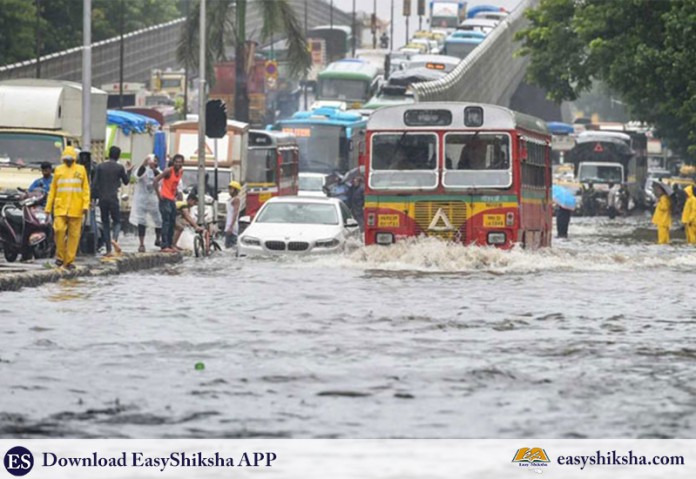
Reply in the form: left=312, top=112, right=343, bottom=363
left=0, top=79, right=108, bottom=192
left=150, top=69, right=186, bottom=98
left=210, top=60, right=269, bottom=127
left=167, top=119, right=249, bottom=225
left=430, top=1, right=468, bottom=31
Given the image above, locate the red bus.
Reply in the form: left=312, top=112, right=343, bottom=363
left=246, top=130, right=299, bottom=217
left=363, top=103, right=552, bottom=248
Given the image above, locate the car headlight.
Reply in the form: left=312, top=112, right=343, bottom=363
left=487, top=232, right=506, bottom=245
left=240, top=236, right=261, bottom=246
left=315, top=238, right=340, bottom=248
left=375, top=232, right=394, bottom=245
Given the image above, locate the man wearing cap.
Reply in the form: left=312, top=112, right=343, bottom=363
left=45, top=146, right=91, bottom=269
left=225, top=181, right=241, bottom=248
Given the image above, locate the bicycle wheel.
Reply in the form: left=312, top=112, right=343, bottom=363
left=210, top=240, right=222, bottom=253
left=193, top=234, right=204, bottom=258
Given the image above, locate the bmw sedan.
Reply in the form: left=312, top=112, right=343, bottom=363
left=238, top=196, right=360, bottom=256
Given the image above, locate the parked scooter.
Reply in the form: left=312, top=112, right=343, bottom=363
left=0, top=189, right=54, bottom=262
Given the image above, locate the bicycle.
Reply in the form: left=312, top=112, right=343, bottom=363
left=193, top=224, right=222, bottom=258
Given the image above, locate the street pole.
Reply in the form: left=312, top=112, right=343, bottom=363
left=82, top=0, right=91, bottom=152
left=303, top=0, right=308, bottom=110
left=183, top=0, right=189, bottom=119
left=197, top=0, right=207, bottom=225
left=351, top=0, right=356, bottom=57
left=372, top=0, right=377, bottom=49
left=419, top=15, right=422, bottom=31
left=330, top=0, right=333, bottom=29
left=405, top=16, right=409, bottom=45
left=35, top=0, right=41, bottom=78
left=118, top=0, right=124, bottom=109
left=390, top=0, right=394, bottom=51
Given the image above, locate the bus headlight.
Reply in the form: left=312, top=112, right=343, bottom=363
left=367, top=213, right=376, bottom=227
left=506, top=212, right=515, bottom=226
left=375, top=232, right=394, bottom=245
left=487, top=232, right=506, bottom=245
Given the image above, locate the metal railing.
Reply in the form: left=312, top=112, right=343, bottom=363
left=412, top=0, right=536, bottom=106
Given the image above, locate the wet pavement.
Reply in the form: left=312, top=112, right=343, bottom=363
left=0, top=214, right=695, bottom=438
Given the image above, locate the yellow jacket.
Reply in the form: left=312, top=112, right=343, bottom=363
left=652, top=194, right=672, bottom=227
left=682, top=185, right=696, bottom=225
left=46, top=163, right=90, bottom=217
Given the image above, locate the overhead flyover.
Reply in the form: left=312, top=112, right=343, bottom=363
left=411, top=0, right=566, bottom=121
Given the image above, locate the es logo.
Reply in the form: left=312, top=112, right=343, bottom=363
left=512, top=447, right=551, bottom=464
left=4, top=446, right=34, bottom=477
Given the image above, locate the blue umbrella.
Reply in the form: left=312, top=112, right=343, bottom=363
left=553, top=184, right=577, bottom=210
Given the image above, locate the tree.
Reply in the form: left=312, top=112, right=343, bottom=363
left=515, top=0, right=696, bottom=156
left=0, top=0, right=38, bottom=65
left=177, top=0, right=311, bottom=123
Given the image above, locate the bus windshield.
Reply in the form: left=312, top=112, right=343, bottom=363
left=432, top=16, right=459, bottom=29
left=282, top=124, right=350, bottom=174
left=578, top=164, right=623, bottom=183
left=0, top=132, right=64, bottom=167
left=247, top=148, right=277, bottom=184
left=443, top=133, right=512, bottom=188
left=318, top=78, right=369, bottom=102
left=370, top=133, right=438, bottom=189
left=445, top=42, right=478, bottom=59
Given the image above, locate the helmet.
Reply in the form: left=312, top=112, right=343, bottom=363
left=228, top=180, right=242, bottom=191
left=61, top=146, right=78, bottom=160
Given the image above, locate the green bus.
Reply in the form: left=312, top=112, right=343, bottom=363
left=316, top=59, right=381, bottom=109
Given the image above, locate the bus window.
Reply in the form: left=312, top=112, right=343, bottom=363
left=369, top=133, right=438, bottom=189
left=443, top=133, right=512, bottom=188
left=280, top=149, right=297, bottom=180
left=248, top=148, right=277, bottom=183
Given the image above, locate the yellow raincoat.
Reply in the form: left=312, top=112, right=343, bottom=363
left=45, top=148, right=91, bottom=266
left=45, top=162, right=90, bottom=217
left=682, top=185, right=696, bottom=244
left=652, top=194, right=671, bottom=244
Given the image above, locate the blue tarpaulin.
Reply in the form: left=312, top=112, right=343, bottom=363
left=107, top=110, right=159, bottom=136
left=153, top=131, right=167, bottom=170
left=547, top=122, right=575, bottom=135
left=467, top=5, right=502, bottom=18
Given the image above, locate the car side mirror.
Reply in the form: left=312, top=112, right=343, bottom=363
left=239, top=215, right=252, bottom=225
left=345, top=218, right=359, bottom=228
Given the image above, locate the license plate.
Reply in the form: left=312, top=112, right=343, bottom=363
left=378, top=214, right=400, bottom=227
left=483, top=214, right=505, bottom=227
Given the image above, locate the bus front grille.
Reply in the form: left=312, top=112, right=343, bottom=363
left=414, top=202, right=467, bottom=242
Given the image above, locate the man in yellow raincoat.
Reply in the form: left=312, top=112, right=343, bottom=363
left=651, top=183, right=672, bottom=244
left=45, top=146, right=91, bottom=269
left=682, top=184, right=696, bottom=244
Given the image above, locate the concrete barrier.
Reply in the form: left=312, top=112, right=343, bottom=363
left=0, top=253, right=182, bottom=292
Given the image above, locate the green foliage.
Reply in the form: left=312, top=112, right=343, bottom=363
left=516, top=0, right=696, bottom=155
left=0, top=0, right=39, bottom=65
left=0, top=0, right=182, bottom=65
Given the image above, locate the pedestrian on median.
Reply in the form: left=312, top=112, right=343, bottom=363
left=682, top=184, right=696, bottom=244
left=45, top=146, right=90, bottom=270
left=651, top=182, right=672, bottom=245
left=129, top=155, right=162, bottom=252
left=153, top=153, right=184, bottom=253
left=225, top=181, right=242, bottom=248
left=93, top=146, right=132, bottom=256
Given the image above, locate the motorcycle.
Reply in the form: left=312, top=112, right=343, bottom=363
left=0, top=189, right=54, bottom=262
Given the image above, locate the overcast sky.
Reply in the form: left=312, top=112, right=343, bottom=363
left=330, top=0, right=522, bottom=49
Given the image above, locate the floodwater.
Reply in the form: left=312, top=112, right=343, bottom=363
left=1, top=214, right=695, bottom=439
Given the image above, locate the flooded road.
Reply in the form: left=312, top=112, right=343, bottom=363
left=1, top=214, right=695, bottom=439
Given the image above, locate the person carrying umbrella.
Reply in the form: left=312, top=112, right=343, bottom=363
left=552, top=184, right=576, bottom=239
left=651, top=181, right=672, bottom=244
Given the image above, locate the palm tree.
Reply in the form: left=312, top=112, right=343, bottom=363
left=178, top=0, right=311, bottom=123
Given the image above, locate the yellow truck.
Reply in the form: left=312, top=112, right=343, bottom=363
left=0, top=79, right=107, bottom=191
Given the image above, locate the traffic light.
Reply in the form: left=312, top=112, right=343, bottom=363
left=403, top=0, right=411, bottom=17
left=205, top=99, right=227, bottom=139
left=417, top=0, right=426, bottom=16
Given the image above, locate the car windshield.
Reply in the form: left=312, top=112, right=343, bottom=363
left=299, top=175, right=325, bottom=191
left=255, top=202, right=339, bottom=225
left=443, top=133, right=512, bottom=188
left=579, top=165, right=623, bottom=183
left=0, top=132, right=64, bottom=166
left=318, top=78, right=369, bottom=101
left=369, top=133, right=438, bottom=189
left=247, top=148, right=277, bottom=183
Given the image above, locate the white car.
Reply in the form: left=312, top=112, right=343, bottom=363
left=298, top=172, right=328, bottom=197
left=238, top=196, right=360, bottom=256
